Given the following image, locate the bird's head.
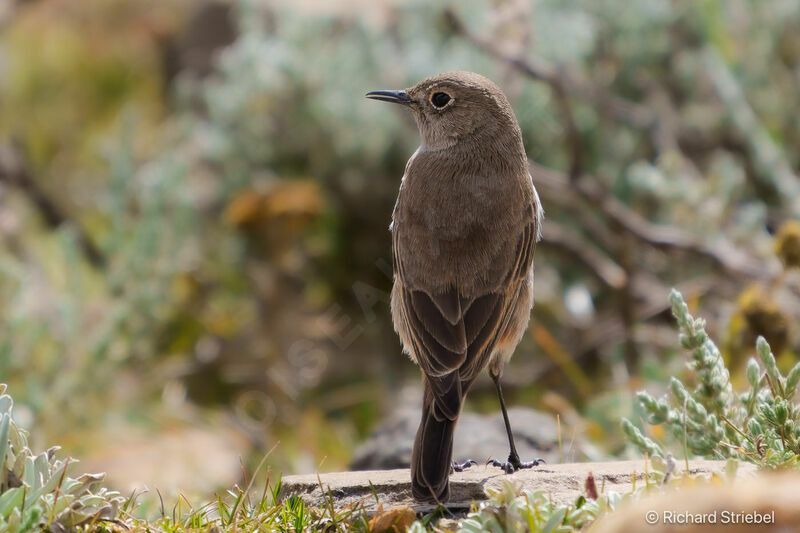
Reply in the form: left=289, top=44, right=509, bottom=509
left=367, top=71, right=522, bottom=152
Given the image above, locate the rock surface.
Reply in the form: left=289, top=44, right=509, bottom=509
left=280, top=460, right=757, bottom=514
left=350, top=405, right=567, bottom=470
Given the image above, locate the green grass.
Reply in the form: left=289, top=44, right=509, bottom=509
left=114, top=480, right=369, bottom=532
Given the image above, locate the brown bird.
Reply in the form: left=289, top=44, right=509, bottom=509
left=367, top=71, right=544, bottom=503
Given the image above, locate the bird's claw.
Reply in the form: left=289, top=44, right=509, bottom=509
left=451, top=459, right=478, bottom=473
left=487, top=455, right=545, bottom=474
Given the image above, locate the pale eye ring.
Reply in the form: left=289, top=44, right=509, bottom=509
left=431, top=92, right=452, bottom=108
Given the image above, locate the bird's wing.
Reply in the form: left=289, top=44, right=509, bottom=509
left=458, top=213, right=537, bottom=380
left=394, top=210, right=538, bottom=421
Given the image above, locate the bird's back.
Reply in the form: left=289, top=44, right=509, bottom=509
left=391, top=145, right=535, bottom=297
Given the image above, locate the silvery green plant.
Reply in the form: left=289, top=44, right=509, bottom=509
left=453, top=481, right=609, bottom=533
left=0, top=385, right=124, bottom=531
left=624, top=289, right=800, bottom=468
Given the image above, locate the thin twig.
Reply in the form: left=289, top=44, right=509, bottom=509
left=46, top=456, right=71, bottom=527
left=718, top=413, right=753, bottom=445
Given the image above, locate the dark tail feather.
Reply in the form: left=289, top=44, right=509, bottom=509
left=411, top=381, right=459, bottom=502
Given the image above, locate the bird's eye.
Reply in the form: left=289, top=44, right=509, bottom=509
left=431, top=92, right=452, bottom=108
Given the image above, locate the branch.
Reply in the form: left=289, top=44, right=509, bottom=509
left=540, top=221, right=627, bottom=289
left=531, top=162, right=768, bottom=279
left=0, top=142, right=105, bottom=268
left=443, top=8, right=656, bottom=130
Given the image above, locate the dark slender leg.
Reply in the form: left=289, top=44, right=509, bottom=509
left=487, top=370, right=545, bottom=473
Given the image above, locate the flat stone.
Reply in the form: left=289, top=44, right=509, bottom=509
left=279, top=459, right=757, bottom=514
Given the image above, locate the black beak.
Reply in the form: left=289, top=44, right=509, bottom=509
left=365, top=90, right=413, bottom=106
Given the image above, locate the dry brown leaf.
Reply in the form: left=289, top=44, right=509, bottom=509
left=368, top=505, right=416, bottom=533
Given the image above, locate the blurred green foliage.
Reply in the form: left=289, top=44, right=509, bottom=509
left=0, top=0, right=799, bottom=498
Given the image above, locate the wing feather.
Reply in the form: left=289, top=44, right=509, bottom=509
left=394, top=208, right=538, bottom=417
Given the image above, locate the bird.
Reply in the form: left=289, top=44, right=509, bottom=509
left=366, top=71, right=544, bottom=503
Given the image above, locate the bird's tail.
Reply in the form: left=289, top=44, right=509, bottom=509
left=411, top=377, right=461, bottom=503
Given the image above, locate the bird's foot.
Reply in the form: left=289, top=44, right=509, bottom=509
left=487, top=454, right=545, bottom=474
left=451, top=459, right=478, bottom=473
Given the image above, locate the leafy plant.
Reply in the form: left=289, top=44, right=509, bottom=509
left=453, top=480, right=609, bottom=533
left=0, top=384, right=124, bottom=531
left=624, top=289, right=800, bottom=468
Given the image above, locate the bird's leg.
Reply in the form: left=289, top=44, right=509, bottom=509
left=486, top=370, right=545, bottom=474
left=451, top=459, right=478, bottom=473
